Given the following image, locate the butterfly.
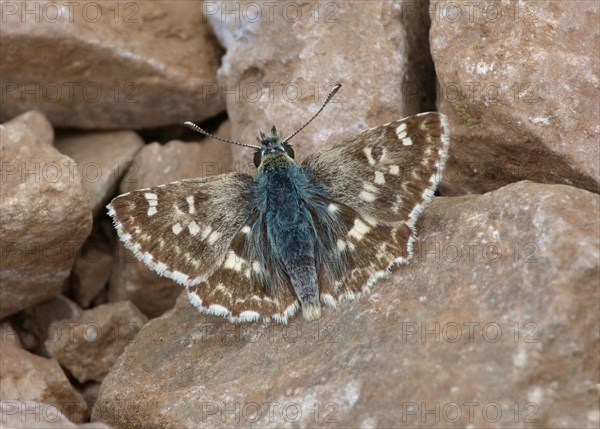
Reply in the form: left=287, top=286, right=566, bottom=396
left=107, top=84, right=449, bottom=323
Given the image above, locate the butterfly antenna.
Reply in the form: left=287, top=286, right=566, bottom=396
left=183, top=121, right=261, bottom=149
left=282, top=83, right=341, bottom=144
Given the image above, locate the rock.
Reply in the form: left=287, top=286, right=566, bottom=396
left=17, top=295, right=83, bottom=357
left=44, top=301, right=147, bottom=384
left=1, top=346, right=88, bottom=423
left=207, top=1, right=435, bottom=168
left=0, top=112, right=93, bottom=319
left=430, top=0, right=600, bottom=195
left=92, top=182, right=599, bottom=428
left=11, top=110, right=54, bottom=146
left=0, top=321, right=23, bottom=349
left=1, top=401, right=111, bottom=428
left=55, top=131, right=144, bottom=216
left=107, top=137, right=231, bottom=317
left=1, top=1, right=224, bottom=129
left=79, top=382, right=102, bottom=411
left=119, top=140, right=232, bottom=193
left=70, top=228, right=114, bottom=309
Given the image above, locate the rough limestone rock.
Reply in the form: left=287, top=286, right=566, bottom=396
left=1, top=0, right=224, bottom=129
left=92, top=182, right=599, bottom=428
left=56, top=131, right=144, bottom=216
left=0, top=112, right=93, bottom=319
left=107, top=137, right=232, bottom=317
left=430, top=0, right=600, bottom=195
left=44, top=302, right=148, bottom=383
left=207, top=0, right=435, bottom=168
left=70, top=229, right=114, bottom=309
left=1, top=346, right=88, bottom=423
left=17, top=295, right=83, bottom=357
left=0, top=321, right=23, bottom=349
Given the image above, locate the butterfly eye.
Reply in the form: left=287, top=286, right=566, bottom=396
left=253, top=151, right=262, bottom=168
left=284, top=144, right=295, bottom=159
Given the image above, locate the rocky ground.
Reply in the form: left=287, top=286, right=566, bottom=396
left=1, top=1, right=598, bottom=428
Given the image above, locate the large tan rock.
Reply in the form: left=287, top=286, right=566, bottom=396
left=430, top=0, right=600, bottom=194
left=207, top=0, right=435, bottom=168
left=1, top=346, right=88, bottom=423
left=0, top=112, right=92, bottom=318
left=92, top=182, right=599, bottom=428
left=1, top=0, right=224, bottom=129
left=44, top=302, right=148, bottom=383
left=55, top=131, right=144, bottom=216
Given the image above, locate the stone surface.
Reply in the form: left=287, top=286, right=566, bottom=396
left=12, top=110, right=54, bottom=147
left=92, top=182, right=599, bottom=428
left=0, top=402, right=111, bottom=428
left=56, top=131, right=144, bottom=216
left=0, top=111, right=93, bottom=319
left=1, top=321, right=23, bottom=349
left=44, top=302, right=147, bottom=383
left=207, top=0, right=435, bottom=168
left=430, top=0, right=600, bottom=195
left=1, top=346, right=88, bottom=423
left=70, top=229, right=114, bottom=309
left=17, top=295, right=83, bottom=357
left=1, top=0, right=224, bottom=129
left=107, top=137, right=231, bottom=317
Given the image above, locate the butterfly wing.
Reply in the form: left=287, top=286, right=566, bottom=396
left=185, top=220, right=300, bottom=323
left=107, top=173, right=255, bottom=287
left=108, top=172, right=300, bottom=323
left=302, top=112, right=450, bottom=301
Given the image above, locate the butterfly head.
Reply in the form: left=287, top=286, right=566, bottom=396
left=253, top=125, right=295, bottom=168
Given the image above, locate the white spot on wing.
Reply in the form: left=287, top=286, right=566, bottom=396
left=147, top=207, right=157, bottom=216
left=348, top=218, right=371, bottom=241
left=144, top=193, right=157, bottom=200
left=241, top=225, right=251, bottom=234
left=172, top=223, right=183, bottom=235
left=389, top=165, right=400, bottom=175
left=402, top=137, right=413, bottom=146
left=359, top=191, right=377, bottom=202
left=363, top=147, right=376, bottom=165
left=328, top=203, right=339, bottom=213
left=224, top=251, right=246, bottom=272
left=337, top=239, right=347, bottom=251
left=374, top=171, right=385, bottom=184
left=186, top=195, right=195, bottom=214
left=188, top=221, right=200, bottom=235
left=395, top=122, right=407, bottom=139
